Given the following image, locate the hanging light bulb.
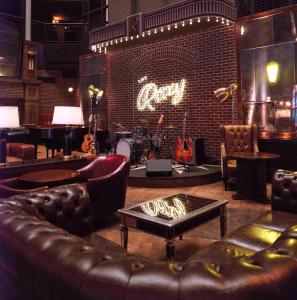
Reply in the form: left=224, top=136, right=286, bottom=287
left=266, top=61, right=279, bottom=84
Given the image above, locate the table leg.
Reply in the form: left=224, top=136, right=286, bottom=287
left=255, top=161, right=269, bottom=203
left=120, top=224, right=128, bottom=250
left=232, top=159, right=254, bottom=200
left=166, top=240, right=175, bottom=259
left=220, top=205, right=227, bottom=238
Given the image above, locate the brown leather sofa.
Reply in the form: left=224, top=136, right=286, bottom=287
left=220, top=124, right=259, bottom=190
left=1, top=170, right=297, bottom=299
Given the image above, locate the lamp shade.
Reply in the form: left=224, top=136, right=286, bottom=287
left=266, top=61, right=279, bottom=84
left=52, top=106, right=84, bottom=125
left=0, top=106, right=20, bottom=128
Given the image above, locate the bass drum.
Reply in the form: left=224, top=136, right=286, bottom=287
left=116, top=138, right=143, bottom=163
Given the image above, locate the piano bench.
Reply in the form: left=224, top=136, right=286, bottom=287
left=7, top=143, right=35, bottom=161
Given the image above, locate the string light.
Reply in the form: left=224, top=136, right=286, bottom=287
left=91, top=16, right=233, bottom=51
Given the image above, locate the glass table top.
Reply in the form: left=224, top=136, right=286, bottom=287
left=129, top=194, right=218, bottom=222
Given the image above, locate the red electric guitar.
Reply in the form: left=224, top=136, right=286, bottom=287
left=175, top=112, right=193, bottom=164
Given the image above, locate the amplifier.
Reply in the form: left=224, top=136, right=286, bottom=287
left=188, top=138, right=205, bottom=165
left=146, top=159, right=172, bottom=177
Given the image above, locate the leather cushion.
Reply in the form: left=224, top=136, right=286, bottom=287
left=187, top=241, right=255, bottom=264
left=84, top=233, right=126, bottom=256
left=253, top=211, right=297, bottom=232
left=12, top=184, right=93, bottom=237
left=225, top=224, right=282, bottom=252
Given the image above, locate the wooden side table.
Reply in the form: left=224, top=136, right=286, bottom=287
left=227, top=152, right=280, bottom=203
left=19, top=169, right=80, bottom=187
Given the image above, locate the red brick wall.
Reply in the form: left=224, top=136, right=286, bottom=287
left=107, top=24, right=238, bottom=161
left=38, top=69, right=79, bottom=113
left=0, top=81, right=24, bottom=100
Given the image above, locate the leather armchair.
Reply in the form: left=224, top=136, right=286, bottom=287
left=220, top=124, right=259, bottom=190
left=77, top=154, right=130, bottom=221
left=0, top=177, right=47, bottom=198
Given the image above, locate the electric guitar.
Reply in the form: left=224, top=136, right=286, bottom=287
left=175, top=112, right=193, bottom=164
left=147, top=113, right=164, bottom=160
left=81, top=114, right=95, bottom=153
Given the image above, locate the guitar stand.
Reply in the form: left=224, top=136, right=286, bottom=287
left=184, top=164, right=190, bottom=172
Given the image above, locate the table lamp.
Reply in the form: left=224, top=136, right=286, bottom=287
left=52, top=106, right=84, bottom=157
left=0, top=106, right=20, bottom=163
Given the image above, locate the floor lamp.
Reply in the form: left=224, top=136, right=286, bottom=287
left=214, top=83, right=238, bottom=124
left=0, top=106, right=20, bottom=163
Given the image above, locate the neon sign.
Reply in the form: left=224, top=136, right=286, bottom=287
left=137, top=79, right=186, bottom=111
left=141, top=197, right=186, bottom=220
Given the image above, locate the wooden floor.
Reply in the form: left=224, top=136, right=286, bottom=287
left=37, top=146, right=271, bottom=261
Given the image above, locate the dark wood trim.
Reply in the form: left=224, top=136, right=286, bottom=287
left=128, top=172, right=221, bottom=188
left=238, top=4, right=297, bottom=22
left=236, top=22, right=243, bottom=124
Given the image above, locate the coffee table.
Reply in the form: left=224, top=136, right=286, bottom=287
left=118, top=194, right=228, bottom=259
left=227, top=152, right=280, bottom=203
left=19, top=169, right=80, bottom=187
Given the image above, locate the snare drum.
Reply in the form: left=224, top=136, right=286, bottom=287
left=116, top=138, right=143, bottom=163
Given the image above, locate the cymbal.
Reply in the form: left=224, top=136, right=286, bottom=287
left=164, top=125, right=176, bottom=129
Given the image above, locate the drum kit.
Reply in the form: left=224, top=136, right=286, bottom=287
left=112, top=119, right=175, bottom=166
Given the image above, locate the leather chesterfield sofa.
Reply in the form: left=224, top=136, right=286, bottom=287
left=2, top=170, right=297, bottom=299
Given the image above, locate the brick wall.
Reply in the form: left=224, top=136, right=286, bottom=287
left=107, top=24, right=238, bottom=161
left=0, top=81, right=24, bottom=100
left=38, top=69, right=79, bottom=113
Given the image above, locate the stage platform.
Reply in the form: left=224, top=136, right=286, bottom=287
left=128, top=164, right=221, bottom=188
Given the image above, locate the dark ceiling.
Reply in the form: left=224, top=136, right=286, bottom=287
left=0, top=0, right=83, bottom=22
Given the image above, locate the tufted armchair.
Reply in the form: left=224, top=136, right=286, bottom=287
left=77, top=154, right=130, bottom=222
left=220, top=124, right=259, bottom=190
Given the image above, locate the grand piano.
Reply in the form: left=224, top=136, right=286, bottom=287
left=0, top=127, right=88, bottom=158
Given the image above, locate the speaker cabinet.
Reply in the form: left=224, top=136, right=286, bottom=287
left=146, top=159, right=172, bottom=177
left=188, top=138, right=205, bottom=165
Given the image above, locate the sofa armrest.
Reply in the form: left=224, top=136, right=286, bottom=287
left=272, top=170, right=297, bottom=214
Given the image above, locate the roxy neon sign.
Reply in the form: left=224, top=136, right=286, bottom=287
left=141, top=197, right=186, bottom=220
left=137, top=79, right=186, bottom=111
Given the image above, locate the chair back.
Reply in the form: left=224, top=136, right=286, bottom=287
left=221, top=124, right=258, bottom=153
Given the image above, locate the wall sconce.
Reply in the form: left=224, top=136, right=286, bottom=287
left=68, top=87, right=74, bottom=93
left=266, top=61, right=279, bottom=84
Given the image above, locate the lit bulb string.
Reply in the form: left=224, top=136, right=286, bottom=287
left=91, top=16, right=232, bottom=53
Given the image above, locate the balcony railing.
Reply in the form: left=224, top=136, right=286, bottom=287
left=32, top=21, right=87, bottom=43
left=90, top=0, right=236, bottom=45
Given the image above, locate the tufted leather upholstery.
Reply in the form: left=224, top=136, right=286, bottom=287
left=272, top=170, right=297, bottom=214
left=220, top=124, right=259, bottom=190
left=78, top=154, right=130, bottom=222
left=2, top=176, right=297, bottom=299
left=12, top=184, right=94, bottom=237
